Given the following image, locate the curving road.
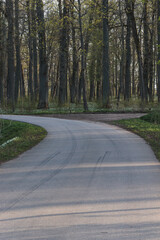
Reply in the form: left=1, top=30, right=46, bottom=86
left=0, top=115, right=160, bottom=240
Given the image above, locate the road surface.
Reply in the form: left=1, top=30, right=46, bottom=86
left=0, top=115, right=160, bottom=240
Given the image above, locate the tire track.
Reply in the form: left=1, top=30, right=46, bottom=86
left=0, top=125, right=78, bottom=216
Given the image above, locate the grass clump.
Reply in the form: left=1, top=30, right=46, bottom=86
left=141, top=111, right=160, bottom=124
left=112, top=117, right=160, bottom=161
left=0, top=119, right=47, bottom=164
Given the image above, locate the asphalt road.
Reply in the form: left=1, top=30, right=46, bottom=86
left=0, top=115, right=160, bottom=240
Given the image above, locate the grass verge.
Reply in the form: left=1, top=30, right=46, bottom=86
left=0, top=119, right=47, bottom=164
left=111, top=118, right=160, bottom=161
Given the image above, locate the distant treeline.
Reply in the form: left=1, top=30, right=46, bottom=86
left=0, top=0, right=160, bottom=110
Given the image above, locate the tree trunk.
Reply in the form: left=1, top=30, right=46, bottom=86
left=126, top=1, right=146, bottom=101
left=50, top=63, right=56, bottom=99
left=102, top=0, right=110, bottom=107
left=115, top=54, right=118, bottom=98
left=70, top=0, right=78, bottom=103
left=0, top=6, right=3, bottom=104
left=78, top=0, right=88, bottom=111
left=31, top=0, right=38, bottom=101
left=157, top=0, right=160, bottom=102
left=21, top=65, right=25, bottom=97
left=143, top=0, right=149, bottom=101
left=58, top=0, right=69, bottom=105
left=118, top=0, right=125, bottom=98
left=89, top=53, right=96, bottom=101
left=96, top=49, right=102, bottom=101
left=15, top=0, right=22, bottom=103
left=27, top=0, right=33, bottom=101
left=132, top=45, right=135, bottom=95
left=148, top=5, right=156, bottom=102
left=6, top=0, right=15, bottom=110
left=125, top=2, right=131, bottom=101
left=36, top=0, right=48, bottom=109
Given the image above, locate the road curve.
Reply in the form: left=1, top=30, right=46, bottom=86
left=0, top=115, right=160, bottom=240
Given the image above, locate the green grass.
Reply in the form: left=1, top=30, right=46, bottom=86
left=111, top=116, right=160, bottom=161
left=0, top=119, right=47, bottom=164
left=140, top=111, right=160, bottom=124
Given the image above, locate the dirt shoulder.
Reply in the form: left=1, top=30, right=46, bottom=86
left=43, top=113, right=146, bottom=123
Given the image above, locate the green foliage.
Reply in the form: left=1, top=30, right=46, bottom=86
left=0, top=119, right=47, bottom=163
left=141, top=111, right=160, bottom=124
left=112, top=118, right=160, bottom=161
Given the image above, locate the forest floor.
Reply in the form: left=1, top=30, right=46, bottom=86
left=42, top=112, right=146, bottom=123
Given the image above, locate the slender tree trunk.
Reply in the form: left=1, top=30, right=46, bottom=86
left=125, top=2, right=131, bottom=101
left=0, top=54, right=3, bottom=104
left=143, top=0, right=149, bottom=101
left=114, top=33, right=118, bottom=98
left=96, top=47, right=102, bottom=101
left=149, top=38, right=153, bottom=102
left=78, top=2, right=94, bottom=104
left=149, top=5, right=156, bottom=102
left=50, top=63, right=56, bottom=99
left=27, top=0, right=33, bottom=100
left=78, top=71, right=82, bottom=103
left=36, top=0, right=48, bottom=109
left=31, top=0, right=38, bottom=101
left=115, top=54, right=118, bottom=98
left=15, top=0, right=22, bottom=103
left=70, top=0, right=78, bottom=103
left=132, top=44, right=135, bottom=95
left=152, top=18, right=157, bottom=98
left=21, top=65, right=25, bottom=97
left=58, top=0, right=69, bottom=105
left=89, top=50, right=96, bottom=101
left=126, top=1, right=146, bottom=101
left=0, top=7, right=3, bottom=104
left=78, top=0, right=88, bottom=111
left=6, top=0, right=15, bottom=110
left=102, top=0, right=110, bottom=107
left=89, top=61, right=95, bottom=101
left=157, top=0, right=160, bottom=102
left=118, top=0, right=124, bottom=99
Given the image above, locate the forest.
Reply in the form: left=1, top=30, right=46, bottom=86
left=0, top=0, right=160, bottom=111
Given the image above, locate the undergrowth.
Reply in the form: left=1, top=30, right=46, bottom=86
left=1, top=97, right=158, bottom=115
